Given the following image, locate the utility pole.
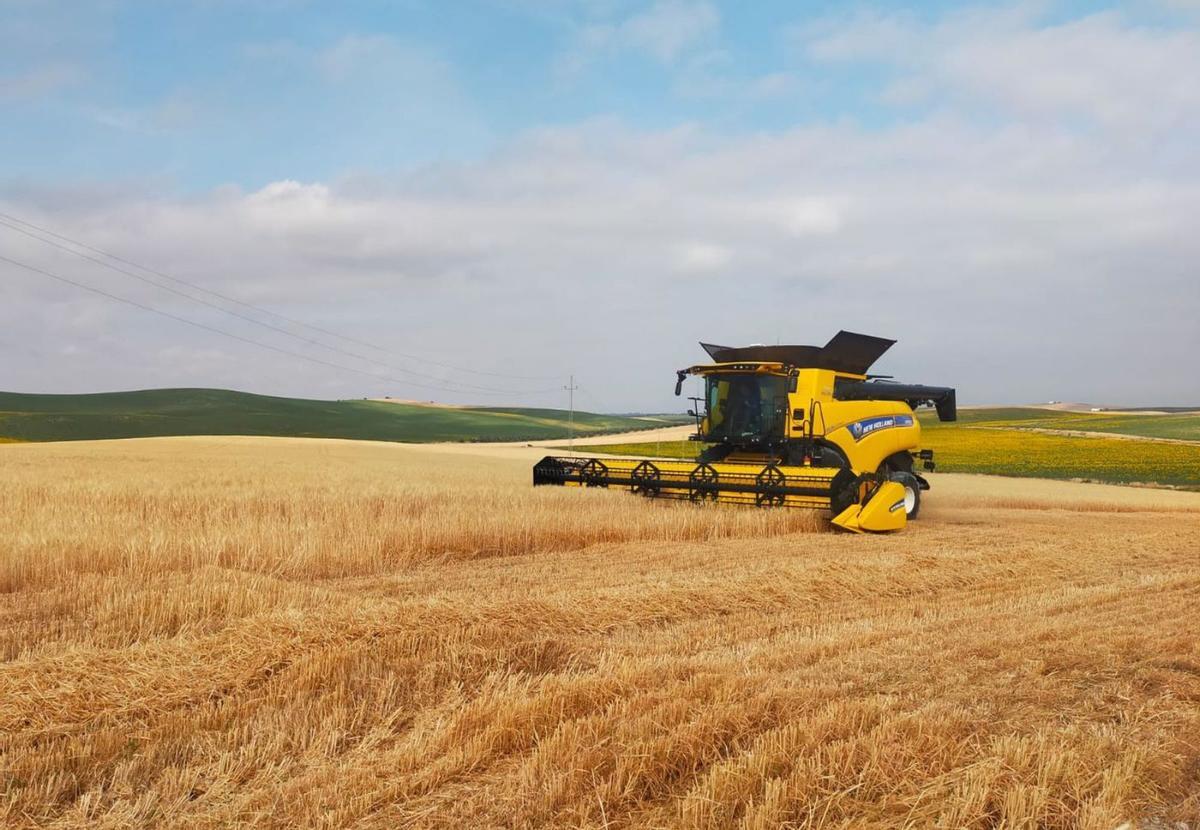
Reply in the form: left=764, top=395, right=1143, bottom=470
left=564, top=374, right=578, bottom=449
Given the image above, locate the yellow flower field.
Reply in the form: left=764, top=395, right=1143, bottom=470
left=922, top=426, right=1200, bottom=488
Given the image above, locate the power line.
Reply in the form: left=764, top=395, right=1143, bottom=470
left=575, top=384, right=611, bottom=414
left=0, top=253, right=562, bottom=398
left=0, top=209, right=560, bottom=381
left=0, top=216, right=554, bottom=394
left=0, top=216, right=538, bottom=395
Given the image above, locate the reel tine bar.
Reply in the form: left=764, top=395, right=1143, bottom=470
left=580, top=458, right=609, bottom=488
left=688, top=463, right=720, bottom=501
left=754, top=464, right=787, bottom=507
left=630, top=460, right=662, bottom=495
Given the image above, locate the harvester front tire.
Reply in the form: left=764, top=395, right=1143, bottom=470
left=889, top=472, right=921, bottom=519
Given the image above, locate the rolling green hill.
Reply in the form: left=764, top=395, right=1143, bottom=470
left=0, top=389, right=685, bottom=444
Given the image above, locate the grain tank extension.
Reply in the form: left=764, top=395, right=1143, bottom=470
left=533, top=331, right=956, bottom=532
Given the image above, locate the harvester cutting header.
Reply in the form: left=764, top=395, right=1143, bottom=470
left=534, top=331, right=956, bottom=533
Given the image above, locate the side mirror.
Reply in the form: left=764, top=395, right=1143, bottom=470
left=674, top=370, right=687, bottom=396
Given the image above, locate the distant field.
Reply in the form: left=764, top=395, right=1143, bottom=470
left=567, top=407, right=1200, bottom=489
left=955, top=407, right=1200, bottom=441
left=0, top=389, right=684, bottom=444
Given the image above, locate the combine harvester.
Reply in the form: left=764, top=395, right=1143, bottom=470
left=533, top=331, right=956, bottom=533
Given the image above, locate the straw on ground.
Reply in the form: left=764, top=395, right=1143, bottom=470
left=1, top=436, right=1198, bottom=828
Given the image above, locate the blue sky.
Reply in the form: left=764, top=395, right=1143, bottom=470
left=5, top=0, right=1157, bottom=189
left=2, top=1, right=1199, bottom=407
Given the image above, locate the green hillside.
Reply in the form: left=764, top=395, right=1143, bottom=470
left=0, top=389, right=684, bottom=444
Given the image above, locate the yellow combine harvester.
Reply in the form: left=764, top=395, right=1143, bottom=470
left=533, top=331, right=956, bottom=532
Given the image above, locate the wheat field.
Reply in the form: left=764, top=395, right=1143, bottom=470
left=2, top=437, right=1199, bottom=829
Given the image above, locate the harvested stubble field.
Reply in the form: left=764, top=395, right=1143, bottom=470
left=2, top=437, right=1200, bottom=829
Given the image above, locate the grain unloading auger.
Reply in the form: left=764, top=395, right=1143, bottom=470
left=533, top=331, right=956, bottom=532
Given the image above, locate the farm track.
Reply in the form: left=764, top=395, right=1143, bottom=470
left=1, top=437, right=1199, bottom=828
left=969, top=424, right=1200, bottom=445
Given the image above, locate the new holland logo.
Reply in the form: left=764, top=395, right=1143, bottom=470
left=848, top=414, right=914, bottom=441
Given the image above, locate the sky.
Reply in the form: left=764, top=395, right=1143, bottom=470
left=2, top=0, right=1198, bottom=411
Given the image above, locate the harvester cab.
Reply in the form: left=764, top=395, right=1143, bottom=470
left=534, top=331, right=956, bottom=533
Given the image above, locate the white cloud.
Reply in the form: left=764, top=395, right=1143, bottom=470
left=87, top=90, right=202, bottom=134
left=2, top=6, right=1199, bottom=407
left=800, top=7, right=1200, bottom=134
left=561, top=0, right=719, bottom=74
left=675, top=242, right=733, bottom=272
left=1157, top=0, right=1200, bottom=12
left=771, top=198, right=843, bottom=237
left=316, top=34, right=423, bottom=80
left=620, top=0, right=719, bottom=62
left=0, top=62, right=82, bottom=99
left=231, top=32, right=492, bottom=168
left=5, top=96, right=1198, bottom=408
left=746, top=72, right=802, bottom=99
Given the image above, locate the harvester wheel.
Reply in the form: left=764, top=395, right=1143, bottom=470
left=888, top=472, right=921, bottom=519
